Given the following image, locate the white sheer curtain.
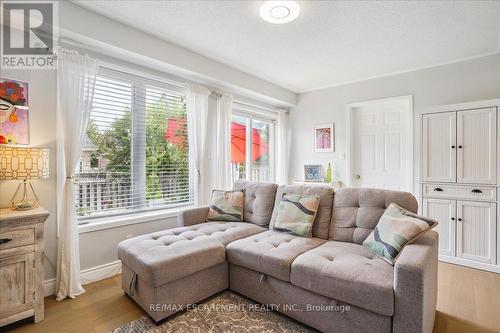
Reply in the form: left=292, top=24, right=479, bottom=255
left=276, top=110, right=290, bottom=185
left=186, top=84, right=210, bottom=206
left=55, top=49, right=98, bottom=300
left=215, top=94, right=233, bottom=190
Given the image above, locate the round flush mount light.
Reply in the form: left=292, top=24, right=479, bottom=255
left=260, top=1, right=300, bottom=24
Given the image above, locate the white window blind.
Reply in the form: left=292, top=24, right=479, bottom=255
left=75, top=67, right=192, bottom=219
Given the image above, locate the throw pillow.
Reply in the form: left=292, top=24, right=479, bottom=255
left=273, top=193, right=320, bottom=237
left=206, top=189, right=244, bottom=222
left=363, top=203, right=438, bottom=265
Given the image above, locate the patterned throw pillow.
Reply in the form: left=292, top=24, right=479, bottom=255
left=273, top=193, right=320, bottom=237
left=363, top=203, right=438, bottom=265
left=207, top=190, right=244, bottom=222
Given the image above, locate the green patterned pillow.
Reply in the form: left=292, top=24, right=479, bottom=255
left=273, top=193, right=320, bottom=238
left=207, top=190, right=244, bottom=222
left=363, top=203, right=438, bottom=265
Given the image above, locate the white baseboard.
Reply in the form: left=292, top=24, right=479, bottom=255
left=43, top=278, right=56, bottom=297
left=43, top=260, right=122, bottom=297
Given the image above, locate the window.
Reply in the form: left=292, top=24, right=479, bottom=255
left=75, top=67, right=191, bottom=219
left=231, top=107, right=275, bottom=183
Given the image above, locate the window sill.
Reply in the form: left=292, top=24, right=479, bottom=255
left=78, top=206, right=192, bottom=234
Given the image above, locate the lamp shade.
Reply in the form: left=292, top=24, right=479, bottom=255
left=0, top=147, right=49, bottom=180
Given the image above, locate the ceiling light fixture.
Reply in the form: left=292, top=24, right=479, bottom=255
left=260, top=1, right=300, bottom=24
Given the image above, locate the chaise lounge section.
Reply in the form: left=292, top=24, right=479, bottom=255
left=118, top=180, right=438, bottom=333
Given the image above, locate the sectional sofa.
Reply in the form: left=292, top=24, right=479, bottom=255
left=118, top=180, right=438, bottom=333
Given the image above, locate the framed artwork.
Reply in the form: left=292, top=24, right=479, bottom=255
left=314, top=123, right=334, bottom=152
left=0, top=78, right=30, bottom=145
left=304, top=164, right=323, bottom=182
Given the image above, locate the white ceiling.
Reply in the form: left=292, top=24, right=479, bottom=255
left=75, top=1, right=500, bottom=93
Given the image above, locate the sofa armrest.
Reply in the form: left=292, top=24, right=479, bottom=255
left=177, top=206, right=209, bottom=227
left=393, top=230, right=439, bottom=333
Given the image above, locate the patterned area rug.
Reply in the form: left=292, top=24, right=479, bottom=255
left=111, top=291, right=318, bottom=333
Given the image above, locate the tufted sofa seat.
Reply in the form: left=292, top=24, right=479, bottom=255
left=290, top=240, right=394, bottom=316
left=226, top=230, right=325, bottom=282
left=118, top=222, right=266, bottom=287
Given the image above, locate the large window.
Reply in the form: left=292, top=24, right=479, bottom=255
left=75, top=67, right=191, bottom=219
left=231, top=109, right=274, bottom=183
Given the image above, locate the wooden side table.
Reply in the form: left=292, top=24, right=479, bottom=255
left=0, top=207, right=49, bottom=327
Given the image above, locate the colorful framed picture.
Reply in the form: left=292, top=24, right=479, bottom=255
left=304, top=164, right=324, bottom=182
left=314, top=123, right=334, bottom=152
left=0, top=78, right=29, bottom=145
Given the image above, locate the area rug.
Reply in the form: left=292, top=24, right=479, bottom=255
left=111, top=291, right=318, bottom=333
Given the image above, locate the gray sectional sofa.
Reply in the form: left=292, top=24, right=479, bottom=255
left=118, top=180, right=438, bottom=333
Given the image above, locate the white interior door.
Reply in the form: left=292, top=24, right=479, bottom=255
left=423, top=198, right=456, bottom=256
left=349, top=97, right=412, bottom=191
left=457, top=108, right=496, bottom=185
left=456, top=200, right=496, bottom=264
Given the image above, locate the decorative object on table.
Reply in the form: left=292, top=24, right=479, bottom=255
left=363, top=203, right=438, bottom=265
left=273, top=193, right=320, bottom=237
left=0, top=147, right=49, bottom=210
left=0, top=207, right=49, bottom=326
left=313, top=123, right=334, bottom=152
left=325, top=162, right=333, bottom=183
left=304, top=164, right=323, bottom=182
left=0, top=78, right=29, bottom=145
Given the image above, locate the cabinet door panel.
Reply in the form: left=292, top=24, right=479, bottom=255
left=422, top=112, right=456, bottom=182
left=456, top=201, right=496, bottom=264
left=423, top=198, right=456, bottom=256
left=0, top=253, right=34, bottom=319
left=457, top=108, right=496, bottom=184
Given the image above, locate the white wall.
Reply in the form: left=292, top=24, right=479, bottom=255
left=289, top=54, right=500, bottom=198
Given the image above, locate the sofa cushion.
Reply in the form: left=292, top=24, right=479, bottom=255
left=207, top=189, right=244, bottom=222
left=118, top=233, right=225, bottom=287
left=274, top=193, right=320, bottom=237
left=270, top=185, right=334, bottom=239
left=363, top=203, right=438, bottom=264
left=117, top=222, right=266, bottom=286
left=233, top=180, right=278, bottom=227
left=290, top=241, right=394, bottom=316
left=330, top=188, right=418, bottom=244
left=226, top=230, right=326, bottom=281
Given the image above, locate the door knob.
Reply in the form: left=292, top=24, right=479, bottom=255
left=355, top=175, right=361, bottom=179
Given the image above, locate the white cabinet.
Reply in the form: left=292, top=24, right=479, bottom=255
left=421, top=101, right=499, bottom=273
left=456, top=201, right=496, bottom=264
left=422, top=112, right=456, bottom=182
left=423, top=198, right=456, bottom=256
left=456, top=108, right=496, bottom=185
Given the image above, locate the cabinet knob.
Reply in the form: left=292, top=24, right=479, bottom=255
left=471, top=189, right=482, bottom=194
left=458, top=145, right=463, bottom=148
left=451, top=217, right=455, bottom=221
left=458, top=218, right=462, bottom=221
left=355, top=175, right=361, bottom=179
left=451, top=145, right=455, bottom=149
left=433, top=188, right=443, bottom=192
left=0, top=238, right=12, bottom=244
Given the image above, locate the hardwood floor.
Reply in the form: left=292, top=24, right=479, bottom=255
left=2, top=262, right=499, bottom=333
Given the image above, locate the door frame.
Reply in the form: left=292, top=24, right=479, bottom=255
left=346, top=95, right=413, bottom=191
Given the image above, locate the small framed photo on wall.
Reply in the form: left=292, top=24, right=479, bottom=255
left=314, top=123, right=334, bottom=152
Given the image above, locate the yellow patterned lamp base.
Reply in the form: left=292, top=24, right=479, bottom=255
left=11, top=180, right=40, bottom=211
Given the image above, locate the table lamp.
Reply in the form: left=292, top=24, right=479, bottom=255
left=0, top=147, right=49, bottom=210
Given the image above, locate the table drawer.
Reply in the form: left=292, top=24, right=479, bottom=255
left=422, top=184, right=496, bottom=201
left=0, top=228, right=34, bottom=251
